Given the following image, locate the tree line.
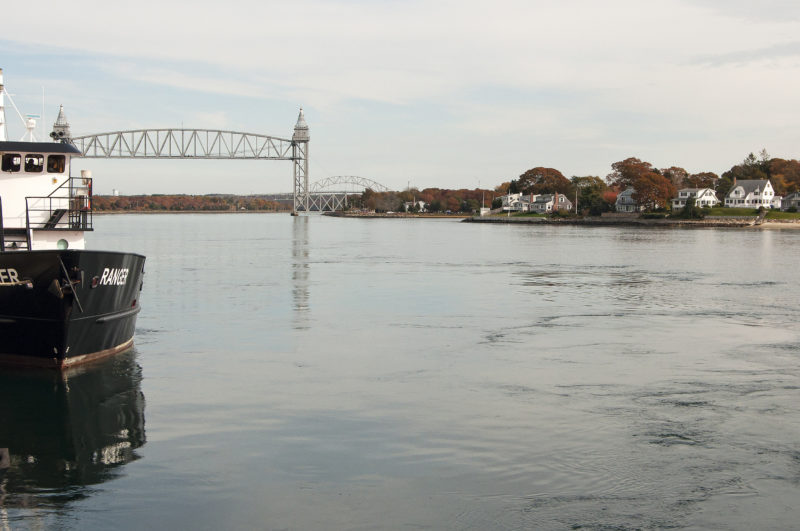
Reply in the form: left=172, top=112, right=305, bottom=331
left=92, top=151, right=800, bottom=215
left=489, top=150, right=800, bottom=215
left=92, top=194, right=290, bottom=212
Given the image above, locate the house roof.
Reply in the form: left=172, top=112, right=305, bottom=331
left=533, top=193, right=571, bottom=204
left=676, top=188, right=715, bottom=197
left=731, top=179, right=770, bottom=195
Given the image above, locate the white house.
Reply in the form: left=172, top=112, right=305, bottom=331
left=530, top=193, right=573, bottom=214
left=615, top=187, right=645, bottom=213
left=499, top=193, right=522, bottom=212
left=724, top=179, right=775, bottom=208
left=402, top=201, right=427, bottom=212
left=500, top=193, right=543, bottom=212
left=671, top=188, right=719, bottom=210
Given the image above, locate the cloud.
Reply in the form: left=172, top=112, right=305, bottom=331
left=692, top=40, right=800, bottom=67
left=684, top=0, right=800, bottom=22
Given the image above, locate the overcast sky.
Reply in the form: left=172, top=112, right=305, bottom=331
left=2, top=0, right=799, bottom=194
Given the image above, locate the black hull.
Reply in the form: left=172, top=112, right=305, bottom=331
left=0, top=250, right=145, bottom=368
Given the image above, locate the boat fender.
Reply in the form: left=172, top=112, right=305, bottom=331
left=49, top=278, right=64, bottom=299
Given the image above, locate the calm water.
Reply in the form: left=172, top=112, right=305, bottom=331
left=2, top=214, right=800, bottom=530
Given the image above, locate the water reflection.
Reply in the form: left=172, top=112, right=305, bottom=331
left=292, top=216, right=310, bottom=329
left=0, top=351, right=145, bottom=508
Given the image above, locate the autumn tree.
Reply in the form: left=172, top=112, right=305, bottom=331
left=684, top=172, right=719, bottom=189
left=767, top=158, right=800, bottom=195
left=517, top=167, right=572, bottom=196
left=661, top=167, right=689, bottom=190
left=606, top=157, right=655, bottom=189
left=607, top=157, right=675, bottom=211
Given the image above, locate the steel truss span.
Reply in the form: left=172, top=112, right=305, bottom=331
left=311, top=176, right=389, bottom=193
left=72, top=129, right=295, bottom=160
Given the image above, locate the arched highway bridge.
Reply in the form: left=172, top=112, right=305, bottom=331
left=262, top=176, right=390, bottom=211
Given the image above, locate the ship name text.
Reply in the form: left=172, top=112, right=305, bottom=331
left=100, top=268, right=129, bottom=286
left=0, top=268, right=20, bottom=284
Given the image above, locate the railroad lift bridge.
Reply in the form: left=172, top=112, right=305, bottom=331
left=54, top=107, right=386, bottom=213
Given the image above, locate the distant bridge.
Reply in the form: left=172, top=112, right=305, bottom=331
left=262, top=176, right=390, bottom=211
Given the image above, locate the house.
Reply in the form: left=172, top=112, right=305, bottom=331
left=724, top=179, right=775, bottom=208
left=615, top=187, right=645, bottom=213
left=500, top=193, right=541, bottom=212
left=402, top=201, right=427, bottom=212
left=530, top=193, right=573, bottom=214
left=782, top=192, right=800, bottom=211
left=771, top=196, right=783, bottom=210
left=671, top=188, right=719, bottom=210
left=517, top=194, right=540, bottom=212
left=499, top=193, right=522, bottom=212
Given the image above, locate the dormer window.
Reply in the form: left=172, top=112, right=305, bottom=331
left=2, top=153, right=21, bottom=172
left=24, top=155, right=44, bottom=173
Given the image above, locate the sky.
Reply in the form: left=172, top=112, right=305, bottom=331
left=2, top=0, right=800, bottom=194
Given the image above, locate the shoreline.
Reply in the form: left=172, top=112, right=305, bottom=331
left=93, top=210, right=289, bottom=215
left=463, top=216, right=800, bottom=229
left=90, top=210, right=800, bottom=228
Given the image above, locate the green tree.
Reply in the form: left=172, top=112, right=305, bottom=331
left=571, top=176, right=612, bottom=215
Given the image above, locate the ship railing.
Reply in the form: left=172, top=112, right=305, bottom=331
left=0, top=196, right=4, bottom=252
left=25, top=177, right=94, bottom=232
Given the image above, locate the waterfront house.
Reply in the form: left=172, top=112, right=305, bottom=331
left=500, top=193, right=522, bottom=212
left=615, top=187, right=645, bottom=213
left=782, top=192, right=800, bottom=211
left=403, top=200, right=427, bottom=212
left=531, top=193, right=573, bottom=214
left=724, top=179, right=775, bottom=208
left=771, top=196, right=783, bottom=210
left=517, top=194, right=540, bottom=212
left=671, top=188, right=719, bottom=210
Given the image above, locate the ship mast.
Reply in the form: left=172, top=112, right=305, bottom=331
left=0, top=68, right=6, bottom=141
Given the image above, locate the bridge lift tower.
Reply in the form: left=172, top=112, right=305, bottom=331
left=291, top=108, right=310, bottom=215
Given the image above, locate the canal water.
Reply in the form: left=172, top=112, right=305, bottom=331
left=2, top=214, right=800, bottom=530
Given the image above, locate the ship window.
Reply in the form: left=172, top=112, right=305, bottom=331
left=47, top=155, right=66, bottom=173
left=2, top=153, right=21, bottom=172
left=24, top=155, right=44, bottom=173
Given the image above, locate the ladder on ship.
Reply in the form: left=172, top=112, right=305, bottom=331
left=0, top=198, right=31, bottom=251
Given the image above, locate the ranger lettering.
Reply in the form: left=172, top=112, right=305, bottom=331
left=0, top=268, right=20, bottom=284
